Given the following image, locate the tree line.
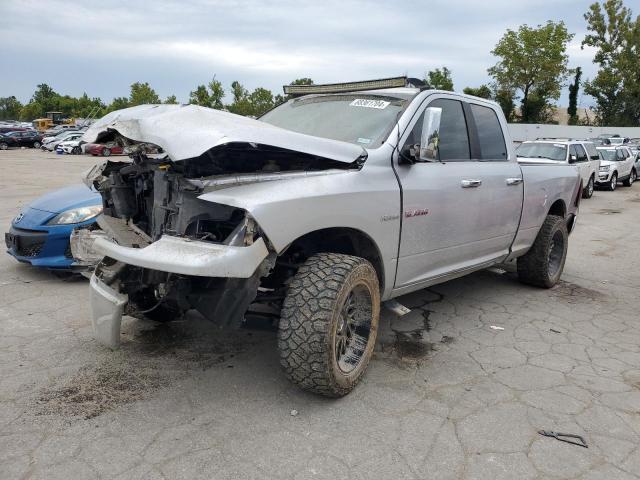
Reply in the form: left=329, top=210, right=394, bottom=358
left=0, top=0, right=637, bottom=127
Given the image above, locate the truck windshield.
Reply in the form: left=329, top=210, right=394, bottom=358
left=260, top=95, right=406, bottom=147
left=516, top=143, right=567, bottom=161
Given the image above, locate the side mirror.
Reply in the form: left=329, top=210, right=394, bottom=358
left=400, top=106, right=443, bottom=164
left=418, top=107, right=442, bottom=162
left=569, top=154, right=577, bottom=163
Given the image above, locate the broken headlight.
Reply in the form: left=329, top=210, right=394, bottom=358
left=47, top=205, right=103, bottom=225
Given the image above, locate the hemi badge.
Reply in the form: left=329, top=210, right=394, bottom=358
left=405, top=208, right=429, bottom=218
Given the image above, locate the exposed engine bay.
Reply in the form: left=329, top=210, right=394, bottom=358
left=87, top=135, right=362, bottom=328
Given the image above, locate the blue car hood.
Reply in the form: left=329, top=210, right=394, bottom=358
left=28, top=184, right=101, bottom=214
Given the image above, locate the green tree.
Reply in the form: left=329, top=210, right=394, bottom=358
left=0, top=96, right=23, bottom=120
left=582, top=0, right=639, bottom=126
left=567, top=67, right=582, bottom=125
left=227, top=81, right=253, bottom=116
left=189, top=77, right=225, bottom=109
left=189, top=85, right=211, bottom=107
left=31, top=84, right=59, bottom=112
left=19, top=102, right=43, bottom=121
left=248, top=87, right=275, bottom=116
left=494, top=88, right=517, bottom=122
left=208, top=78, right=225, bottom=110
left=425, top=67, right=454, bottom=91
left=129, top=82, right=161, bottom=106
left=489, top=21, right=574, bottom=123
left=106, top=96, right=130, bottom=113
left=164, top=95, right=178, bottom=104
left=463, top=85, right=492, bottom=99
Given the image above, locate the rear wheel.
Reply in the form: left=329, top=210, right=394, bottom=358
left=102, top=147, right=111, bottom=157
left=33, top=141, right=41, bottom=149
left=517, top=215, right=568, bottom=289
left=582, top=176, right=595, bottom=198
left=0, top=142, right=8, bottom=150
left=606, top=172, right=617, bottom=191
left=623, top=169, right=636, bottom=187
left=278, top=253, right=380, bottom=397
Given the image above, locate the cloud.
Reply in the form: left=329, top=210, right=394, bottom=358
left=0, top=0, right=599, bottom=106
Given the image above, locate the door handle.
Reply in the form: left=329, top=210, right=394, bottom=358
left=461, top=179, right=482, bottom=188
left=506, top=177, right=523, bottom=186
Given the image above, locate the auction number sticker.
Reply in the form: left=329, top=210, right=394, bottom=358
left=350, top=99, right=390, bottom=109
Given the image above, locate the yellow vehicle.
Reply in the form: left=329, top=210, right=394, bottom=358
left=32, top=112, right=75, bottom=132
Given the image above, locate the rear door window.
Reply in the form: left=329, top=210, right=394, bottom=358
left=469, top=104, right=507, bottom=160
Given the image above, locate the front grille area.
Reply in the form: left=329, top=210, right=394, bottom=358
left=18, top=240, right=45, bottom=257
left=6, top=228, right=48, bottom=258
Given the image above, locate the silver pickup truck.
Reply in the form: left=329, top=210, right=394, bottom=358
left=80, top=77, right=581, bottom=397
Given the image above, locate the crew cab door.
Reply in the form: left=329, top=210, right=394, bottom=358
left=569, top=144, right=590, bottom=183
left=393, top=96, right=523, bottom=288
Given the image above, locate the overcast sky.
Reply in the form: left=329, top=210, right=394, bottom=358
left=0, top=0, right=602, bottom=107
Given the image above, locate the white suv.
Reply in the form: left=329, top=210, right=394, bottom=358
left=516, top=140, right=601, bottom=198
left=596, top=146, right=636, bottom=191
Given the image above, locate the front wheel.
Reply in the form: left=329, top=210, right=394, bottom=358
left=517, top=215, right=568, bottom=289
left=71, top=146, right=81, bottom=155
left=623, top=169, right=636, bottom=187
left=607, top=172, right=618, bottom=191
left=582, top=176, right=595, bottom=198
left=33, top=141, right=41, bottom=149
left=278, top=253, right=380, bottom=397
left=102, top=148, right=111, bottom=157
left=0, top=142, right=8, bottom=150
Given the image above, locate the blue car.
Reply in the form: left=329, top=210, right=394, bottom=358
left=5, top=185, right=102, bottom=270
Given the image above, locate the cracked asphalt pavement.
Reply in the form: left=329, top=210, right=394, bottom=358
left=1, top=149, right=640, bottom=479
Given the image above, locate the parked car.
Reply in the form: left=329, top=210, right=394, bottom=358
left=57, top=139, right=84, bottom=155
left=85, top=142, right=124, bottom=156
left=43, top=124, right=80, bottom=136
left=5, top=185, right=102, bottom=271
left=596, top=146, right=637, bottom=190
left=43, top=131, right=84, bottom=151
left=0, top=127, right=29, bottom=135
left=516, top=139, right=600, bottom=198
left=80, top=78, right=581, bottom=396
left=0, top=130, right=44, bottom=149
left=41, top=128, right=82, bottom=145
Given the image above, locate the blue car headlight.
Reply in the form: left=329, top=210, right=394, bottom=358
left=47, top=205, right=102, bottom=225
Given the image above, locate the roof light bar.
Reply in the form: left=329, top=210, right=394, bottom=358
left=283, top=76, right=412, bottom=96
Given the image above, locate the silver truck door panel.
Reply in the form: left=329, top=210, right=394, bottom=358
left=395, top=161, right=523, bottom=286
left=393, top=96, right=523, bottom=288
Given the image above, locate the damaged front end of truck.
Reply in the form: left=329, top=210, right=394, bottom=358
left=82, top=104, right=365, bottom=347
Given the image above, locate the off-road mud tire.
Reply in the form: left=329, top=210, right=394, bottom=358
left=517, top=215, right=568, bottom=288
left=278, top=253, right=380, bottom=397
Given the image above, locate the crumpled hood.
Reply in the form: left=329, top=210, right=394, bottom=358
left=82, top=104, right=367, bottom=164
